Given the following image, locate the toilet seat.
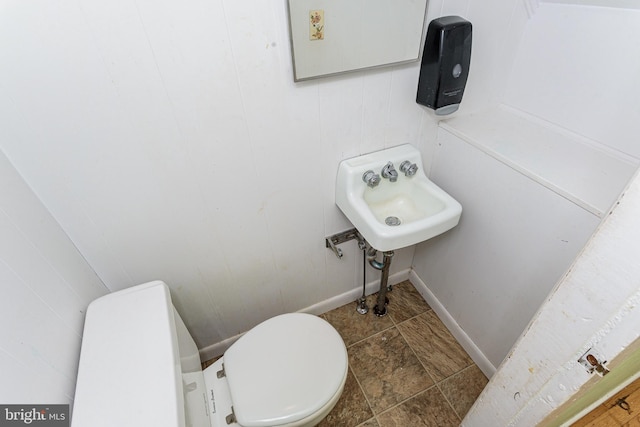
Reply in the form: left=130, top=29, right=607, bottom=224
left=223, top=313, right=348, bottom=427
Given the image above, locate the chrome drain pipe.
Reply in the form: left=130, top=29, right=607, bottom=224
left=325, top=229, right=394, bottom=316
left=367, top=247, right=385, bottom=270
left=367, top=248, right=394, bottom=316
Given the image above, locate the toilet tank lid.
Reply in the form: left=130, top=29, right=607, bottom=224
left=71, top=281, right=186, bottom=427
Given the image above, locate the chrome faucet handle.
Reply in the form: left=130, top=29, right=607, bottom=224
left=399, top=160, right=418, bottom=177
left=381, top=162, right=398, bottom=182
left=362, top=170, right=381, bottom=188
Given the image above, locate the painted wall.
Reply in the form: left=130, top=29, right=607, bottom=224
left=0, top=0, right=428, bottom=355
left=464, top=165, right=640, bottom=426
left=414, top=127, right=601, bottom=369
left=5, top=0, right=629, bottom=407
left=410, top=0, right=534, bottom=372
left=0, top=0, right=531, bottom=387
left=504, top=2, right=640, bottom=159
left=429, top=0, right=530, bottom=115
left=0, top=150, right=107, bottom=404
left=412, top=0, right=640, bottom=372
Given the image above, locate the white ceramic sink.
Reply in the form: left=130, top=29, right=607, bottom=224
left=336, top=144, right=462, bottom=251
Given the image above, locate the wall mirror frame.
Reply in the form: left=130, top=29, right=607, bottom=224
left=286, top=0, right=429, bottom=81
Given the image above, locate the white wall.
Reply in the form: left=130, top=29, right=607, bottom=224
left=7, top=0, right=633, bottom=411
left=408, top=0, right=537, bottom=372
left=414, top=127, right=600, bottom=369
left=411, top=0, right=640, bottom=372
left=458, top=3, right=640, bottom=418
left=0, top=150, right=107, bottom=404
left=0, top=0, right=427, bottom=354
left=426, top=0, right=530, bottom=115
left=465, top=167, right=640, bottom=426
left=504, top=2, right=640, bottom=160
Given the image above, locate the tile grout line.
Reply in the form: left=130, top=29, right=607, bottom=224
left=373, top=383, right=443, bottom=419
left=202, top=279, right=481, bottom=426
left=376, top=302, right=451, bottom=422
left=342, top=307, right=394, bottom=427
left=394, top=307, right=470, bottom=422
left=348, top=280, right=478, bottom=424
left=346, top=363, right=378, bottom=427
left=394, top=314, right=463, bottom=422
left=395, top=315, right=438, bottom=386
left=346, top=323, right=397, bottom=348
left=434, top=376, right=464, bottom=422
left=345, top=304, right=432, bottom=424
left=435, top=363, right=482, bottom=421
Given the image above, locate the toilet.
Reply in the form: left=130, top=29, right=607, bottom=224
left=71, top=281, right=348, bottom=427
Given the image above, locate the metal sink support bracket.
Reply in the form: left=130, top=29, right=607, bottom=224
left=325, top=228, right=364, bottom=259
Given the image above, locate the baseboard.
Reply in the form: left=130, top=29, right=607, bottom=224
left=301, top=268, right=411, bottom=316
left=199, top=333, right=243, bottom=363
left=198, top=269, right=411, bottom=362
left=408, top=270, right=497, bottom=378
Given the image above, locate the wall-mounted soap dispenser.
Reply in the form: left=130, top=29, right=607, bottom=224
left=416, top=16, right=472, bottom=116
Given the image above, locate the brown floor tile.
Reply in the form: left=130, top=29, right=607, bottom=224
left=398, top=310, right=473, bottom=382
left=318, top=369, right=374, bottom=427
left=376, top=387, right=460, bottom=427
left=322, top=294, right=394, bottom=347
left=439, top=364, right=488, bottom=419
left=358, top=418, right=379, bottom=427
left=348, top=327, right=434, bottom=414
left=386, top=280, right=432, bottom=324
left=203, top=279, right=485, bottom=427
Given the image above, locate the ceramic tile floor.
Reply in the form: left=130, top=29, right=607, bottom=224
left=202, top=280, right=488, bottom=426
left=317, top=280, right=488, bottom=427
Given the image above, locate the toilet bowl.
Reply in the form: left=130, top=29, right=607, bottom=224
left=71, top=281, right=348, bottom=427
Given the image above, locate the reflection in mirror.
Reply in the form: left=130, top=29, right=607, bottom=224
left=287, top=0, right=428, bottom=81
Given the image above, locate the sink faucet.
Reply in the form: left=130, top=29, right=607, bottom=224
left=362, top=170, right=381, bottom=188
left=381, top=162, right=398, bottom=182
left=400, top=160, right=418, bottom=177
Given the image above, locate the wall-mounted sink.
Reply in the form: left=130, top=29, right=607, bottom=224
left=336, top=144, right=462, bottom=251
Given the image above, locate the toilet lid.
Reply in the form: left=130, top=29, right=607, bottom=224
left=223, top=313, right=348, bottom=427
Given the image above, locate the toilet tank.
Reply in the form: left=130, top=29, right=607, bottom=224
left=72, top=281, right=211, bottom=427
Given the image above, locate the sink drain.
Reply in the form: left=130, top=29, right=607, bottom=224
left=385, top=216, right=401, bottom=226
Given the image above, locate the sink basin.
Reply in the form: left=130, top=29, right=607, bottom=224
left=336, top=144, right=462, bottom=251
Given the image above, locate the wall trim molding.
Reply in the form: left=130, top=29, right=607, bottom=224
left=199, top=267, right=496, bottom=377
left=524, top=0, right=540, bottom=18
left=408, top=269, right=497, bottom=379
left=198, top=268, right=412, bottom=362
left=540, top=0, right=640, bottom=10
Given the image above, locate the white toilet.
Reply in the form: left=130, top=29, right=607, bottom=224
left=71, top=281, right=348, bottom=427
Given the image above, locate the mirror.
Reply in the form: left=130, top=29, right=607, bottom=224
left=287, top=0, right=429, bottom=81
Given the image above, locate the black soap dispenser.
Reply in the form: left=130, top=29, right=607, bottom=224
left=416, top=16, right=472, bottom=116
